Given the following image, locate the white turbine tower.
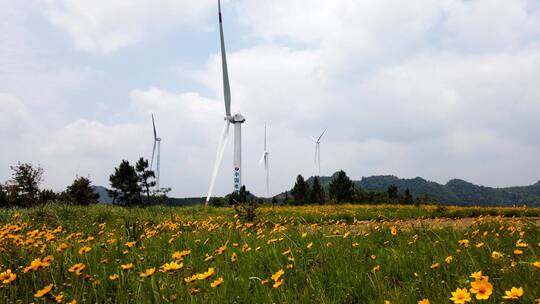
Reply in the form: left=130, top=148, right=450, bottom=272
left=259, top=123, right=270, bottom=197
left=312, top=128, right=327, bottom=177
left=205, top=0, right=246, bottom=207
left=150, top=114, right=161, bottom=190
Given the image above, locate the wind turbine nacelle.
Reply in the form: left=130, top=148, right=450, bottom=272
left=230, top=113, right=245, bottom=123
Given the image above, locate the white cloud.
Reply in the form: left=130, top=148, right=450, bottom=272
left=0, top=94, right=32, bottom=140
left=42, top=0, right=215, bottom=54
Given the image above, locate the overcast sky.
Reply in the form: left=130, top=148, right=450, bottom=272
left=1, top=0, right=540, bottom=197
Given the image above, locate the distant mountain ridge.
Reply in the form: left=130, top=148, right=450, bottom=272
left=308, top=173, right=540, bottom=206
left=93, top=174, right=540, bottom=207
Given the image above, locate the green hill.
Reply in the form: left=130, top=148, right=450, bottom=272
left=305, top=173, right=540, bottom=206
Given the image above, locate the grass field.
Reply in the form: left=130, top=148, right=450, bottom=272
left=0, top=203, right=539, bottom=303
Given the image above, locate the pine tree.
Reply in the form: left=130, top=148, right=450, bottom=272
left=6, top=163, right=43, bottom=207
left=310, top=176, right=325, bottom=204
left=403, top=189, right=414, bottom=205
left=109, top=160, right=142, bottom=206
left=135, top=157, right=156, bottom=204
left=328, top=170, right=354, bottom=203
left=291, top=175, right=309, bottom=205
left=387, top=184, right=399, bottom=200
left=66, top=177, right=99, bottom=205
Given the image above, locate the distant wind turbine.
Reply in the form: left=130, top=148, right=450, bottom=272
left=259, top=123, right=270, bottom=197
left=205, top=0, right=246, bottom=207
left=150, top=114, right=161, bottom=189
left=312, top=128, right=327, bottom=176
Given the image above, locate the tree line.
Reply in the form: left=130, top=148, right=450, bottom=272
left=0, top=158, right=168, bottom=208
left=284, top=170, right=432, bottom=206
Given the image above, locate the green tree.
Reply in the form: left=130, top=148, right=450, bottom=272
left=6, top=162, right=44, bottom=207
left=66, top=177, right=99, bottom=205
left=271, top=196, right=278, bottom=206
left=328, top=170, right=354, bottom=203
left=109, top=160, right=142, bottom=206
left=231, top=186, right=258, bottom=222
left=309, top=176, right=326, bottom=204
left=387, top=184, right=399, bottom=200
left=0, top=184, right=8, bottom=207
left=291, top=175, right=309, bottom=205
left=39, top=189, right=58, bottom=204
left=135, top=157, right=156, bottom=204
left=403, top=189, right=414, bottom=205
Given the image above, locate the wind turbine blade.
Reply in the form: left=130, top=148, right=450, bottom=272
left=206, top=120, right=231, bottom=205
left=218, top=0, right=231, bottom=117
left=152, top=114, right=157, bottom=139
left=317, top=128, right=327, bottom=142
left=264, top=123, right=267, bottom=151
left=259, top=152, right=266, bottom=166
left=150, top=140, right=156, bottom=170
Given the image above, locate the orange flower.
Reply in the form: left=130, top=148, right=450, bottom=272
left=450, top=288, right=471, bottom=304
left=210, top=277, right=223, bottom=288
left=68, top=263, right=86, bottom=276
left=78, top=246, right=92, bottom=255
left=139, top=268, right=156, bottom=278
left=0, top=269, right=16, bottom=284
left=35, top=284, right=54, bottom=298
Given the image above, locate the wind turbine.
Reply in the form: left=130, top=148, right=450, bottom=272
left=205, top=0, right=246, bottom=207
left=259, top=123, right=270, bottom=197
left=312, top=128, right=327, bottom=177
left=150, top=114, right=161, bottom=190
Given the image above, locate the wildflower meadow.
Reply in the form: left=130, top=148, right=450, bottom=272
left=0, top=204, right=538, bottom=303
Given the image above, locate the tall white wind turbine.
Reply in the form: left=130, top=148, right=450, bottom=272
left=259, top=123, right=270, bottom=197
left=150, top=114, right=162, bottom=189
left=205, top=0, right=246, bottom=207
left=312, top=128, right=327, bottom=176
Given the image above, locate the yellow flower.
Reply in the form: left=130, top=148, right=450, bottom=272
left=301, top=232, right=308, bottom=238
left=445, top=256, right=453, bottom=264
left=160, top=261, right=183, bottom=272
left=502, top=287, right=523, bottom=299
left=172, top=249, right=191, bottom=260
left=272, top=278, right=284, bottom=288
left=139, top=267, right=156, bottom=278
left=196, top=267, right=215, bottom=280
left=35, top=283, right=54, bottom=298
left=189, top=287, right=200, bottom=294
left=418, top=299, right=430, bottom=304
left=390, top=226, right=398, bottom=236
left=271, top=269, right=285, bottom=282
left=68, top=263, right=86, bottom=276
left=287, top=263, right=294, bottom=269
left=515, top=239, right=528, bottom=248
left=533, top=261, right=540, bottom=268
left=470, top=280, right=493, bottom=300
left=109, top=274, right=119, bottom=281
left=475, top=242, right=484, bottom=248
left=470, top=271, right=483, bottom=280
left=513, top=249, right=523, bottom=255
left=231, top=252, right=237, bottom=263
left=458, top=239, right=470, bottom=248
left=125, top=241, right=136, bottom=248
left=120, top=263, right=134, bottom=271
left=343, top=231, right=351, bottom=238
left=307, top=242, right=313, bottom=249
left=450, top=287, right=471, bottom=304
left=210, top=277, right=223, bottom=288
left=57, top=243, right=69, bottom=252
left=491, top=251, right=503, bottom=260
left=78, top=246, right=92, bottom=255
left=372, top=265, right=380, bottom=272
left=282, top=249, right=291, bottom=255
left=430, top=263, right=440, bottom=270
left=52, top=294, right=64, bottom=303
left=0, top=269, right=16, bottom=284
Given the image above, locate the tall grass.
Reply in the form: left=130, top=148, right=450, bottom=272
left=0, top=204, right=538, bottom=303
